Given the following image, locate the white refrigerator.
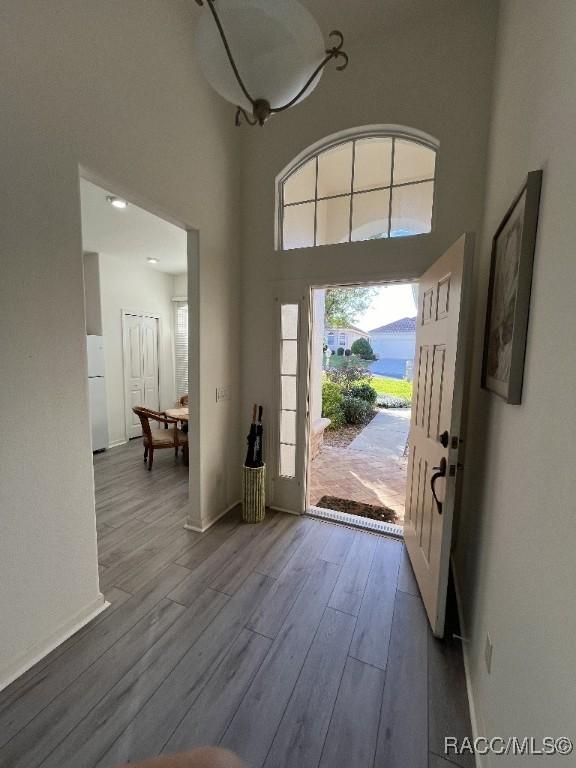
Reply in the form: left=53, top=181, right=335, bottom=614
left=87, top=335, right=109, bottom=452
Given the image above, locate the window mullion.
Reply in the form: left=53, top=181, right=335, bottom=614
left=388, top=138, right=395, bottom=238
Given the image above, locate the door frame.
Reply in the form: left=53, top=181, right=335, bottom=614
left=121, top=308, right=162, bottom=441
left=300, top=276, right=419, bottom=514
left=270, top=284, right=312, bottom=515
left=78, top=165, right=201, bottom=532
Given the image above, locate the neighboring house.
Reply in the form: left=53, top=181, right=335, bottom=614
left=369, top=316, right=416, bottom=379
left=325, top=325, right=370, bottom=352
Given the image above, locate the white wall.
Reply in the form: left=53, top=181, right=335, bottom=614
left=173, top=273, right=188, bottom=298
left=371, top=332, right=415, bottom=361
left=99, top=254, right=177, bottom=446
left=240, top=0, right=498, bottom=502
left=453, top=1, right=576, bottom=760
left=0, top=0, right=240, bottom=688
left=83, top=252, right=103, bottom=335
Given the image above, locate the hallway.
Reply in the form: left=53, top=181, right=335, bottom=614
left=0, top=441, right=473, bottom=768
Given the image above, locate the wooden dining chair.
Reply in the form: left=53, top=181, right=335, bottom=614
left=132, top=406, right=188, bottom=471
left=179, top=394, right=189, bottom=406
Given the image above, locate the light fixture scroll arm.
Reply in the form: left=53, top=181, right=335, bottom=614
left=195, top=0, right=256, bottom=109
left=270, top=30, right=349, bottom=115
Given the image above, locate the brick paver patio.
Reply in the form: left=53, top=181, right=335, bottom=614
left=309, top=409, right=410, bottom=522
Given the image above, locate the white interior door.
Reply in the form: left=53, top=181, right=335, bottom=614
left=123, top=312, right=160, bottom=439
left=404, top=234, right=473, bottom=637
left=272, top=286, right=311, bottom=514
left=142, top=316, right=160, bottom=411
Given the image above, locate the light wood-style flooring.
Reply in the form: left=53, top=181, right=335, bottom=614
left=0, top=440, right=473, bottom=768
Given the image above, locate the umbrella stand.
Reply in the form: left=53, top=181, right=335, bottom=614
left=242, top=464, right=266, bottom=523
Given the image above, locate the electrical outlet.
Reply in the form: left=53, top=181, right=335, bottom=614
left=484, top=633, right=493, bottom=674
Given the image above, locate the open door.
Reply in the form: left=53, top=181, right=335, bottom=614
left=404, top=234, right=473, bottom=637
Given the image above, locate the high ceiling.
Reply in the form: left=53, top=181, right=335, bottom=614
left=80, top=179, right=187, bottom=275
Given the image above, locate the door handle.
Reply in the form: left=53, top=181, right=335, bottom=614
left=430, top=457, right=447, bottom=515
left=438, top=430, right=449, bottom=448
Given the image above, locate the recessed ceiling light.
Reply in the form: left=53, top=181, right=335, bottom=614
left=106, top=195, right=128, bottom=209
left=147, top=257, right=159, bottom=264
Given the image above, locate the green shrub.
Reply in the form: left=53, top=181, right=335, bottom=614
left=344, top=348, right=352, bottom=356
left=349, top=382, right=377, bottom=405
left=342, top=395, right=373, bottom=425
left=337, top=347, right=344, bottom=356
left=326, top=362, right=372, bottom=388
left=350, top=337, right=375, bottom=360
left=322, top=380, right=346, bottom=430
left=377, top=394, right=412, bottom=409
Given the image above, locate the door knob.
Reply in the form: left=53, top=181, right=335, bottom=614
left=438, top=430, right=449, bottom=448
left=430, top=457, right=447, bottom=515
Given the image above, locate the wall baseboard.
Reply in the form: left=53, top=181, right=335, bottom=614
left=184, top=499, right=241, bottom=533
left=108, top=438, right=127, bottom=449
left=0, top=593, right=109, bottom=693
left=269, top=505, right=301, bottom=516
left=451, top=557, right=486, bottom=768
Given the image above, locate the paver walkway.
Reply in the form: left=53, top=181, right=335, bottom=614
left=309, top=409, right=410, bottom=522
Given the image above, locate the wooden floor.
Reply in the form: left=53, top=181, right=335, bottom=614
left=0, top=440, right=473, bottom=768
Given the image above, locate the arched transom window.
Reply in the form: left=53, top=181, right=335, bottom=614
left=279, top=130, right=437, bottom=250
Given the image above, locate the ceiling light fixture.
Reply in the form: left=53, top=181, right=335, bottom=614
left=147, top=257, right=159, bottom=264
left=106, top=195, right=128, bottom=209
left=194, top=0, right=349, bottom=127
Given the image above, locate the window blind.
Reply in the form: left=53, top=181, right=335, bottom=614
left=174, top=301, right=188, bottom=399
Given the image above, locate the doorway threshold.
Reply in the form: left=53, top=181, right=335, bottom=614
left=307, top=505, right=403, bottom=539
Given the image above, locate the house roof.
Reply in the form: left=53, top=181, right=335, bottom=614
left=369, top=316, right=417, bottom=334
left=325, top=325, right=370, bottom=338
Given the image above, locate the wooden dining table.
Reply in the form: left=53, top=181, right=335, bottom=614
left=164, top=406, right=189, bottom=423
left=164, top=407, right=189, bottom=438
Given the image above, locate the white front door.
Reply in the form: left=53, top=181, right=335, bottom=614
left=123, top=312, right=160, bottom=439
left=272, top=286, right=311, bottom=514
left=404, top=234, right=473, bottom=637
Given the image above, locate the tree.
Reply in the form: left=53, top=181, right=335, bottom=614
left=350, top=337, right=375, bottom=359
left=325, top=286, right=377, bottom=328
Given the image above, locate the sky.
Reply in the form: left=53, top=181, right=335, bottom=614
left=355, top=283, right=417, bottom=332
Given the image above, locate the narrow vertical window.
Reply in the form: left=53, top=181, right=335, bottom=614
left=279, top=303, right=299, bottom=478
left=174, top=301, right=188, bottom=398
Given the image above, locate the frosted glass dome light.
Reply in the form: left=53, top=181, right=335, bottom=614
left=194, top=0, right=349, bottom=126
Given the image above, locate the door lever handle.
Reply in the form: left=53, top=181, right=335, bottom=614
left=430, top=457, right=447, bottom=515
left=438, top=430, right=449, bottom=448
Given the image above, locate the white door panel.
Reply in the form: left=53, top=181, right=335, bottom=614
left=123, top=312, right=160, bottom=440
left=404, top=233, right=473, bottom=637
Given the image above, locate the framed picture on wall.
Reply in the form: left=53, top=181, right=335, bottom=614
left=481, top=170, right=542, bottom=404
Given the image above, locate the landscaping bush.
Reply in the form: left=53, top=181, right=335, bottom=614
left=344, top=348, right=352, bottom=356
left=350, top=337, right=376, bottom=360
left=337, top=347, right=344, bottom=356
left=342, top=395, right=374, bottom=425
left=322, top=380, right=346, bottom=430
left=325, top=361, right=372, bottom=389
left=349, top=382, right=377, bottom=405
left=377, top=394, right=412, bottom=409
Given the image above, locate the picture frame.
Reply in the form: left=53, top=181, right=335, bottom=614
left=481, top=170, right=542, bottom=404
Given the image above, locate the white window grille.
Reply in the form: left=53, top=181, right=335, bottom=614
left=174, top=301, right=188, bottom=399
left=279, top=303, right=299, bottom=478
left=279, top=131, right=437, bottom=250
